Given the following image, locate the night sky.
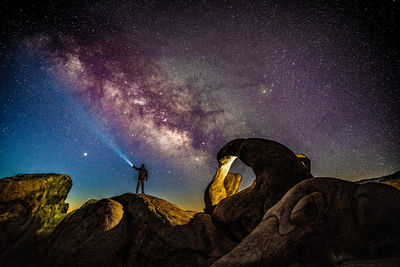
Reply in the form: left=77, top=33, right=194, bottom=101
left=1, top=0, right=399, bottom=211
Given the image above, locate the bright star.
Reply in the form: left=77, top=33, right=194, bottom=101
left=259, top=84, right=272, bottom=95
left=83, top=152, right=88, bottom=156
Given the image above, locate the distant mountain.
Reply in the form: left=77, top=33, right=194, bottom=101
left=357, top=170, right=400, bottom=190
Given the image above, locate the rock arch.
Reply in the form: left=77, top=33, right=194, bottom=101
left=204, top=138, right=312, bottom=237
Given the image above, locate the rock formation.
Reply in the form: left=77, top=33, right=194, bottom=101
left=0, top=173, right=72, bottom=265
left=208, top=138, right=312, bottom=237
left=1, top=139, right=399, bottom=266
left=296, top=153, right=311, bottom=176
left=212, top=177, right=400, bottom=266
left=204, top=172, right=241, bottom=213
left=42, top=194, right=237, bottom=266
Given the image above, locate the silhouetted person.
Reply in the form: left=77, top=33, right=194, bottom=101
left=132, top=164, right=148, bottom=194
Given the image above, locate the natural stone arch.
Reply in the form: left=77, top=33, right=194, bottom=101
left=204, top=138, right=312, bottom=238
left=204, top=156, right=241, bottom=213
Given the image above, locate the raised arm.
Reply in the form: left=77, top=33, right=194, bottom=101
left=132, top=165, right=140, bottom=170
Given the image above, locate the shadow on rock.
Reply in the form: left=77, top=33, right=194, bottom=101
left=212, top=178, right=400, bottom=266
left=42, top=194, right=237, bottom=267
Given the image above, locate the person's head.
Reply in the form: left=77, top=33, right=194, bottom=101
left=141, top=164, right=145, bottom=168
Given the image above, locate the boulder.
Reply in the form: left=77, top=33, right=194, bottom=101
left=204, top=172, right=241, bottom=213
left=42, top=198, right=128, bottom=266
left=296, top=153, right=311, bottom=177
left=212, top=177, right=400, bottom=266
left=43, top=194, right=237, bottom=267
left=0, top=173, right=72, bottom=264
left=210, top=138, right=312, bottom=237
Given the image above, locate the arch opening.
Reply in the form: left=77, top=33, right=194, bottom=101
left=229, top=158, right=256, bottom=192
left=206, top=156, right=256, bottom=210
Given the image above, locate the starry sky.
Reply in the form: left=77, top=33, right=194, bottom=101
left=1, top=0, right=399, bottom=211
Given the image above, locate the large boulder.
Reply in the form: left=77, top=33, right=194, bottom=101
left=0, top=173, right=72, bottom=265
left=212, top=177, right=400, bottom=266
left=209, top=138, right=312, bottom=237
left=43, top=194, right=237, bottom=267
left=296, top=153, right=311, bottom=177
left=204, top=172, right=241, bottom=213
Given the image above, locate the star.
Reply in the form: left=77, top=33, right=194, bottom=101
left=83, top=152, right=88, bottom=156
left=259, top=85, right=272, bottom=95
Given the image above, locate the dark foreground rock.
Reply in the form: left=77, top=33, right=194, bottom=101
left=0, top=173, right=72, bottom=265
left=1, top=139, right=399, bottom=266
left=212, top=177, right=400, bottom=266
left=42, top=194, right=237, bottom=266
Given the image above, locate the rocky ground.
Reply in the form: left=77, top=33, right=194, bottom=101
left=1, top=138, right=399, bottom=266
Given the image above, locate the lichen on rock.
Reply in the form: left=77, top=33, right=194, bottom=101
left=0, top=173, right=72, bottom=264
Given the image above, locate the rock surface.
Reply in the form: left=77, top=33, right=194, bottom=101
left=296, top=153, right=311, bottom=176
left=358, top=170, right=400, bottom=191
left=0, top=173, right=72, bottom=264
left=204, top=172, right=241, bottom=213
left=212, top=177, right=400, bottom=266
left=210, top=138, right=312, bottom=237
left=1, top=139, right=399, bottom=267
left=43, top=194, right=237, bottom=267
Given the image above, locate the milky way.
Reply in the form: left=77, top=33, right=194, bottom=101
left=28, top=34, right=227, bottom=169
left=1, top=0, right=399, bottom=210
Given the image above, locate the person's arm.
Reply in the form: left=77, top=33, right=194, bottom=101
left=145, top=170, right=148, bottom=181
left=132, top=165, right=139, bottom=170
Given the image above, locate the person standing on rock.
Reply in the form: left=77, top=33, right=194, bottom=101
left=132, top=164, right=148, bottom=194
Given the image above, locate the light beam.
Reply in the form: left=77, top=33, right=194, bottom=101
left=51, top=78, right=135, bottom=167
